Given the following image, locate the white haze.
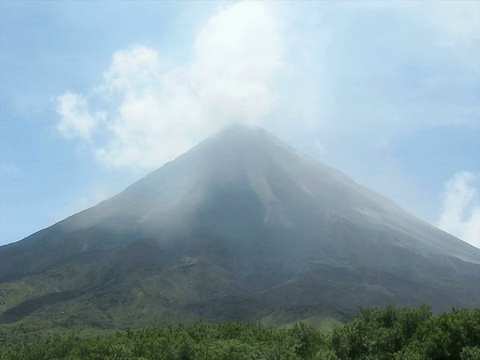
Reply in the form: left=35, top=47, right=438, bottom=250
left=54, top=1, right=480, bottom=248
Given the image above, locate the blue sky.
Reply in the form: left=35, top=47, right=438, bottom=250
left=1, top=1, right=479, bottom=247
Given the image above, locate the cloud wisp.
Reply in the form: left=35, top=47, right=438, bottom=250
left=55, top=2, right=284, bottom=169
left=438, top=172, right=480, bottom=248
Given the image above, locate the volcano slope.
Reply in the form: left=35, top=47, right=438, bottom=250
left=1, top=125, right=479, bottom=336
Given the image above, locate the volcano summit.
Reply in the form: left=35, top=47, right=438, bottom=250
left=1, top=125, right=479, bottom=334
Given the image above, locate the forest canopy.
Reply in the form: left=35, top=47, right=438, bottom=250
left=1, top=305, right=479, bottom=359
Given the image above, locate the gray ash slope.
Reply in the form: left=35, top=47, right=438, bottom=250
left=1, top=124, right=479, bottom=329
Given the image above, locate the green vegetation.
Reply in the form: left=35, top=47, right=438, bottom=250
left=331, top=305, right=480, bottom=359
left=1, top=306, right=479, bottom=359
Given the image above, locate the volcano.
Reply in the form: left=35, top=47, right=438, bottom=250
left=1, top=125, right=479, bottom=334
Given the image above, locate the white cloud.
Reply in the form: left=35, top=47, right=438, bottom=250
left=102, top=45, right=162, bottom=94
left=56, top=92, right=104, bottom=140
left=438, top=171, right=480, bottom=248
left=192, top=1, right=283, bottom=125
left=55, top=2, right=284, bottom=169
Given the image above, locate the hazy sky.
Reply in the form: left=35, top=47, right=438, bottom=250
left=1, top=1, right=479, bottom=248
